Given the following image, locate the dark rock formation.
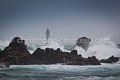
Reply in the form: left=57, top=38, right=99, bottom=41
left=28, top=48, right=74, bottom=64
left=0, top=61, right=10, bottom=68
left=100, top=55, right=119, bottom=63
left=28, top=47, right=100, bottom=65
left=76, top=37, right=91, bottom=52
left=0, top=37, right=101, bottom=65
left=66, top=56, right=100, bottom=65
left=87, top=56, right=101, bottom=65
left=70, top=50, right=78, bottom=55
left=0, top=37, right=31, bottom=65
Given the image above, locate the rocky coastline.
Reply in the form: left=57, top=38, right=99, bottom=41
left=0, top=37, right=119, bottom=68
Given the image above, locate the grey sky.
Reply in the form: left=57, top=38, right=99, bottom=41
left=0, top=0, right=120, bottom=43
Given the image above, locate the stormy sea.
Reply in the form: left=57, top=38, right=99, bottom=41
left=0, top=38, right=120, bottom=80
left=0, top=64, right=120, bottom=80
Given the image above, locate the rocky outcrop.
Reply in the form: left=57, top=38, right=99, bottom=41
left=76, top=37, right=91, bottom=52
left=2, top=37, right=118, bottom=65
left=66, top=56, right=100, bottom=65
left=0, top=37, right=101, bottom=65
left=100, top=55, right=119, bottom=63
left=28, top=48, right=100, bottom=65
left=28, top=48, right=77, bottom=64
left=0, top=37, right=31, bottom=65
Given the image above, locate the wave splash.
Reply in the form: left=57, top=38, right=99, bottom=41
left=75, top=38, right=120, bottom=59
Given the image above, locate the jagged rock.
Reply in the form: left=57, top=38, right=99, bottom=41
left=26, top=46, right=101, bottom=65
left=67, top=56, right=100, bottom=65
left=0, top=37, right=31, bottom=65
left=29, top=47, right=100, bottom=65
left=28, top=48, right=45, bottom=64
left=70, top=50, right=78, bottom=55
left=87, top=56, right=101, bottom=65
left=0, top=61, right=10, bottom=68
left=76, top=37, right=91, bottom=52
left=28, top=48, right=79, bottom=65
left=100, top=55, right=119, bottom=63
left=8, top=37, right=27, bottom=52
left=55, top=48, right=62, bottom=53
left=29, top=48, right=63, bottom=64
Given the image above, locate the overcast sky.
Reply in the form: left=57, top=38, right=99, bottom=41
left=0, top=0, right=120, bottom=43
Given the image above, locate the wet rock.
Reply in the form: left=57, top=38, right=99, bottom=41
left=100, top=55, right=119, bottom=63
left=28, top=48, right=45, bottom=64
left=29, top=48, right=79, bottom=65
left=0, top=37, right=101, bottom=65
left=67, top=56, right=101, bottom=65
left=87, top=56, right=101, bottom=65
left=0, top=37, right=31, bottom=65
left=70, top=50, right=78, bottom=55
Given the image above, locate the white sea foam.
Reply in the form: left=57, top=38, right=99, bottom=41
left=56, top=76, right=120, bottom=80
left=2, top=64, right=120, bottom=80
left=75, top=38, right=120, bottom=59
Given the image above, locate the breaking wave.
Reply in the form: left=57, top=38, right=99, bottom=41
left=75, top=38, right=120, bottom=59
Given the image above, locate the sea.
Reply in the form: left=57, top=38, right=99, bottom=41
left=0, top=64, right=120, bottom=80
left=0, top=37, right=120, bottom=80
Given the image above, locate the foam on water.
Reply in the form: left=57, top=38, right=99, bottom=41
left=0, top=64, right=120, bottom=80
left=56, top=76, right=120, bottom=80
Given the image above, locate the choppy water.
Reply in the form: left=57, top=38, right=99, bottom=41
left=0, top=64, right=120, bottom=80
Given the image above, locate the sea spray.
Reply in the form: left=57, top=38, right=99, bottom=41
left=0, top=40, right=10, bottom=50
left=27, top=42, right=69, bottom=53
left=75, top=38, right=120, bottom=59
left=26, top=37, right=120, bottom=60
